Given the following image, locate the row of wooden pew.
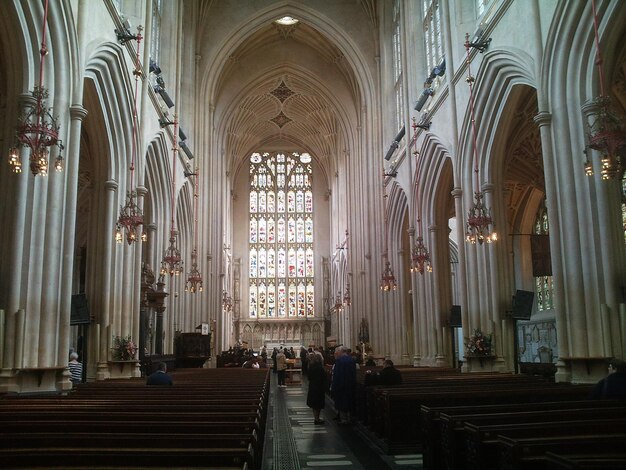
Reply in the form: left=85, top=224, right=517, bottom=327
left=353, top=367, right=626, bottom=469
left=0, top=368, right=270, bottom=469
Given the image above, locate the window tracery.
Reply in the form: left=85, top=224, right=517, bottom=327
left=249, top=152, right=315, bottom=318
left=534, top=201, right=553, bottom=311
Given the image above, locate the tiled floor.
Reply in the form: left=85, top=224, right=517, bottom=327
left=262, top=374, right=422, bottom=469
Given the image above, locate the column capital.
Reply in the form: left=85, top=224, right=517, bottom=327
left=136, top=186, right=148, bottom=197
left=482, top=183, right=495, bottom=194
left=69, top=105, right=88, bottom=121
left=104, top=180, right=118, bottom=191
left=533, top=111, right=552, bottom=127
left=407, top=226, right=416, bottom=236
left=451, top=187, right=463, bottom=198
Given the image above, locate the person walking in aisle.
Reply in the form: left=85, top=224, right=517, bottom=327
left=306, top=352, right=327, bottom=424
left=276, top=348, right=287, bottom=388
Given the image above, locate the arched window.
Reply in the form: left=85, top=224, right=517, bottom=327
left=422, top=0, right=443, bottom=91
left=534, top=201, right=553, bottom=311
left=249, top=152, right=315, bottom=318
left=392, top=0, right=405, bottom=132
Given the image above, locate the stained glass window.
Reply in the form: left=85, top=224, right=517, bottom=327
left=534, top=201, right=553, bottom=311
left=249, top=152, right=315, bottom=318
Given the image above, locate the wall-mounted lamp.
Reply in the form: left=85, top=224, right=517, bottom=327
left=149, top=58, right=162, bottom=75
left=180, top=141, right=194, bottom=160
left=115, top=19, right=139, bottom=44
left=414, top=88, right=435, bottom=112
left=384, top=126, right=406, bottom=161
left=154, top=85, right=174, bottom=108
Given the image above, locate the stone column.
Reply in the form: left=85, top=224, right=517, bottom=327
left=98, top=180, right=118, bottom=380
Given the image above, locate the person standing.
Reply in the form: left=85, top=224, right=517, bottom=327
left=146, top=362, right=173, bottom=386
left=276, top=348, right=287, bottom=388
left=306, top=353, right=327, bottom=424
left=68, top=352, right=82, bottom=386
left=331, top=346, right=356, bottom=424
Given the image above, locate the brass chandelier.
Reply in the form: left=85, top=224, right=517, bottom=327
left=464, top=33, right=497, bottom=245
left=115, top=25, right=146, bottom=245
left=8, top=0, right=64, bottom=176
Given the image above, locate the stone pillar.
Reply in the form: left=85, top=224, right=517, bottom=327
left=533, top=112, right=570, bottom=382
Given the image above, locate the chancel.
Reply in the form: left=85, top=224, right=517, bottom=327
left=0, top=0, right=625, bottom=468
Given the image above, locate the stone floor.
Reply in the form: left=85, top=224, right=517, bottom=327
left=262, top=373, right=422, bottom=469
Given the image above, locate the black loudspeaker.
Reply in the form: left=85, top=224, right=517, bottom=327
left=512, top=290, right=534, bottom=320
left=450, top=305, right=462, bottom=327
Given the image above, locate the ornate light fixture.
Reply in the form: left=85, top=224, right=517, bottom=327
left=380, top=261, right=397, bottom=292
left=343, top=280, right=352, bottom=306
left=185, top=166, right=203, bottom=292
left=411, top=236, right=432, bottom=274
left=464, top=33, right=497, bottom=245
left=583, top=0, right=625, bottom=180
left=185, top=249, right=203, bottom=293
left=334, top=291, right=344, bottom=312
left=8, top=0, right=64, bottom=176
left=222, top=291, right=233, bottom=311
left=115, top=25, right=146, bottom=244
left=409, top=117, right=432, bottom=273
left=160, top=116, right=183, bottom=276
left=380, top=174, right=397, bottom=291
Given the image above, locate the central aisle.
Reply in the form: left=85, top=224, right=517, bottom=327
left=261, top=372, right=422, bottom=469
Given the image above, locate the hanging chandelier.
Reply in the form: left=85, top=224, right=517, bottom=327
left=380, top=174, right=397, bottom=291
left=115, top=25, right=145, bottom=244
left=583, top=0, right=625, bottom=180
left=160, top=230, right=183, bottom=276
left=464, top=33, right=497, bottom=245
left=343, top=280, right=352, bottom=306
left=161, top=116, right=183, bottom=275
left=8, top=0, right=64, bottom=176
left=186, top=167, right=203, bottom=292
left=185, top=249, right=203, bottom=293
left=222, top=291, right=233, bottom=311
left=380, top=260, right=397, bottom=292
left=334, top=291, right=343, bottom=312
left=410, top=117, right=432, bottom=273
left=411, top=236, right=432, bottom=274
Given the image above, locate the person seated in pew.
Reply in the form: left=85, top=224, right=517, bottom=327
left=68, top=351, right=83, bottom=386
left=364, top=359, right=403, bottom=386
left=591, top=359, right=626, bottom=399
left=242, top=355, right=260, bottom=368
left=146, top=362, right=173, bottom=386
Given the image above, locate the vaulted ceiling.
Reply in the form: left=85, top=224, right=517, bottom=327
left=209, top=17, right=361, bottom=175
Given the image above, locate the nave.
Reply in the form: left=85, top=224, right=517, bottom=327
left=263, top=372, right=421, bottom=470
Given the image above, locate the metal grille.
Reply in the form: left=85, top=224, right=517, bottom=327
left=272, top=391, right=300, bottom=469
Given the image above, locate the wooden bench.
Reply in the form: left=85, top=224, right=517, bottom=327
left=0, top=368, right=270, bottom=469
left=420, top=398, right=621, bottom=470
left=544, top=451, right=626, bottom=469
left=497, top=433, right=626, bottom=470
left=462, top=416, right=626, bottom=470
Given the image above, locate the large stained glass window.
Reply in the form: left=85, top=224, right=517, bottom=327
left=534, top=202, right=553, bottom=311
left=249, top=152, right=315, bottom=318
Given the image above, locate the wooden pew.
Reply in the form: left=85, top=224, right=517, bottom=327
left=544, top=451, right=626, bottom=469
left=497, top=434, right=626, bottom=470
left=0, top=369, right=270, bottom=469
left=420, top=398, right=620, bottom=470
left=462, top=416, right=626, bottom=470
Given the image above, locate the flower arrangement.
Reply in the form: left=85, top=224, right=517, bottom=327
left=111, top=335, right=138, bottom=361
left=465, top=329, right=493, bottom=356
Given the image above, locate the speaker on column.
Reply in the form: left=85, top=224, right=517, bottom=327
left=450, top=305, right=462, bottom=327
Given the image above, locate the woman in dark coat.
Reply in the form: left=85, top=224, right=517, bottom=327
left=306, top=352, right=327, bottom=424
